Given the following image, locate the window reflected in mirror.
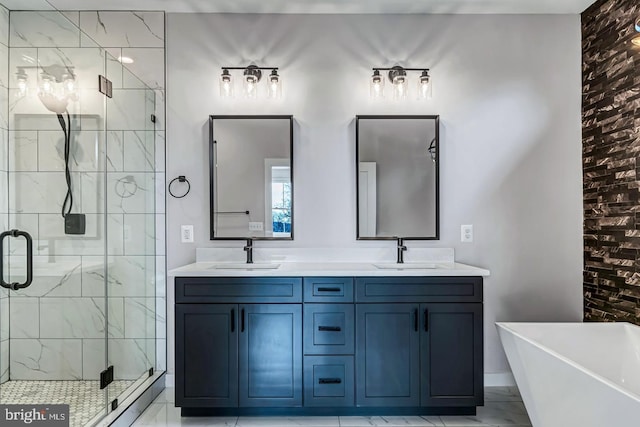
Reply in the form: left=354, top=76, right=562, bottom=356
left=210, top=115, right=294, bottom=240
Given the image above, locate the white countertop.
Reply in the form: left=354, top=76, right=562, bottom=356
left=169, top=261, right=490, bottom=277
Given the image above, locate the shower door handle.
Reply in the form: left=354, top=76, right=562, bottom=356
left=0, top=229, right=33, bottom=290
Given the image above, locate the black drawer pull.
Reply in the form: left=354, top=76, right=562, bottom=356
left=231, top=308, right=235, bottom=332
left=241, top=308, right=245, bottom=332
left=414, top=308, right=418, bottom=332
left=317, top=287, right=342, bottom=292
left=318, top=378, right=342, bottom=384
left=318, top=326, right=341, bottom=332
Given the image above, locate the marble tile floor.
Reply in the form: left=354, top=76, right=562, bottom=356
left=133, top=387, right=531, bottom=427
left=0, top=380, right=135, bottom=427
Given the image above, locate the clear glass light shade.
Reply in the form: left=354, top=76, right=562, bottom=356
left=244, top=75, right=259, bottom=99
left=370, top=71, right=384, bottom=98
left=16, top=72, right=28, bottom=97
left=62, top=74, right=76, bottom=96
left=392, top=76, right=407, bottom=100
left=39, top=74, right=54, bottom=96
left=220, top=70, right=233, bottom=97
left=418, top=73, right=432, bottom=100
left=268, top=71, right=282, bottom=99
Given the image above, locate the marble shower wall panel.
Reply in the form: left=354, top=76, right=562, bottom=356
left=9, top=11, right=80, bottom=48
left=79, top=12, right=164, bottom=48
left=583, top=0, right=640, bottom=323
left=0, top=6, right=8, bottom=47
left=10, top=339, right=82, bottom=380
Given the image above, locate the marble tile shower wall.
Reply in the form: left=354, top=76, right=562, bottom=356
left=583, top=0, right=640, bottom=323
left=1, top=3, right=9, bottom=386
left=4, top=10, right=165, bottom=381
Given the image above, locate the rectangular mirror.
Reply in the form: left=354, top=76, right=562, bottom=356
left=356, top=115, right=439, bottom=240
left=210, top=115, right=294, bottom=240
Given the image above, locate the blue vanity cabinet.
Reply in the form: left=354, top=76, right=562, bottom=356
left=239, top=304, right=303, bottom=407
left=355, top=277, right=484, bottom=409
left=175, top=277, right=303, bottom=409
left=355, top=303, right=421, bottom=406
left=303, top=278, right=355, bottom=407
left=420, top=303, right=483, bottom=407
left=175, top=275, right=483, bottom=416
left=175, top=304, right=238, bottom=408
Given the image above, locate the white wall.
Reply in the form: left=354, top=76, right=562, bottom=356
left=166, top=13, right=583, bottom=378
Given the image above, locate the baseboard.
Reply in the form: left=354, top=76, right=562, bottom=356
left=484, top=372, right=515, bottom=387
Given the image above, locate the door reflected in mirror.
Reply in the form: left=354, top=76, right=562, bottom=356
left=210, top=115, right=293, bottom=240
left=356, top=115, right=439, bottom=240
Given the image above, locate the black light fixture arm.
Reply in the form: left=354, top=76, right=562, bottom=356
left=222, top=66, right=279, bottom=71
left=372, top=67, right=429, bottom=72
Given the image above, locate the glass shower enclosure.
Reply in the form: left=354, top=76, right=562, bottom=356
left=0, top=5, right=164, bottom=427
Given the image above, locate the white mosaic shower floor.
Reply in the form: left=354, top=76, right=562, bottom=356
left=0, top=380, right=135, bottom=427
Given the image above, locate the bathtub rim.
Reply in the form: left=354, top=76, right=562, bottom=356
left=496, top=321, right=640, bottom=404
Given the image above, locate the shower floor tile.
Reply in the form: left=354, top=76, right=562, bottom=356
left=0, top=379, right=135, bottom=427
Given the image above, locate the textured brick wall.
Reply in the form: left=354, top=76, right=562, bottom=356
left=583, top=0, right=640, bottom=322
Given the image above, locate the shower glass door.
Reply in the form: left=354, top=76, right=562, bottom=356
left=104, top=49, right=157, bottom=410
left=0, top=15, right=111, bottom=426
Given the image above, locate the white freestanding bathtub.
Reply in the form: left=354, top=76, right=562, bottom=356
left=497, top=322, right=640, bottom=427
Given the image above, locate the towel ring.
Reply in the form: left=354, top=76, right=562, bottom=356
left=168, top=176, right=191, bottom=199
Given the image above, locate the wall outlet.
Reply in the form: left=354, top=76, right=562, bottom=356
left=181, top=225, right=194, bottom=243
left=461, top=225, right=473, bottom=243
left=249, top=222, right=264, bottom=231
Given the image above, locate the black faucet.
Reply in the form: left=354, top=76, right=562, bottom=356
left=244, top=238, right=253, bottom=264
left=397, top=238, right=407, bottom=264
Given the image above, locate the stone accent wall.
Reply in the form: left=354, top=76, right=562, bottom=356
left=583, top=0, right=640, bottom=322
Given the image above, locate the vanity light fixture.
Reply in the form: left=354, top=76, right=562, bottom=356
left=15, top=65, right=78, bottom=107
left=370, top=66, right=432, bottom=100
left=632, top=18, right=640, bottom=46
left=219, top=65, right=281, bottom=99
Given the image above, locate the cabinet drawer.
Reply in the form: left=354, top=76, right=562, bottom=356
left=355, top=277, right=482, bottom=303
left=303, top=356, right=354, bottom=407
left=175, top=277, right=302, bottom=303
left=303, top=278, right=354, bottom=303
left=304, top=304, right=354, bottom=355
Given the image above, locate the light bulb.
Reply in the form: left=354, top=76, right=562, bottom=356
left=389, top=66, right=407, bottom=100
left=62, top=73, right=76, bottom=95
left=393, top=76, right=407, bottom=100
left=243, top=65, right=262, bottom=99
left=244, top=76, right=258, bottom=99
left=418, top=70, right=432, bottom=100
left=219, top=69, right=233, bottom=97
left=40, top=74, right=54, bottom=96
left=633, top=35, right=640, bottom=46
left=15, top=70, right=28, bottom=98
left=268, top=69, right=281, bottom=99
left=370, top=70, right=384, bottom=99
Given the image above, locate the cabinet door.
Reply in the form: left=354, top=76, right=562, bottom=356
left=355, top=303, right=420, bottom=406
left=239, top=304, right=303, bottom=407
left=175, top=304, right=238, bottom=407
left=421, top=303, right=483, bottom=407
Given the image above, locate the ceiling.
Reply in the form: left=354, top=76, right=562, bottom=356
left=1, top=0, right=597, bottom=14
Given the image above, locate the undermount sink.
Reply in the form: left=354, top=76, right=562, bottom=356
left=207, top=263, right=281, bottom=270
left=373, top=263, right=439, bottom=270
